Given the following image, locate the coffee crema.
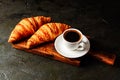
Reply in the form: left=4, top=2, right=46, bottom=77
left=64, top=30, right=81, bottom=42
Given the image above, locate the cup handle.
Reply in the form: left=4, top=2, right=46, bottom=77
left=76, top=42, right=85, bottom=50
left=75, top=37, right=87, bottom=51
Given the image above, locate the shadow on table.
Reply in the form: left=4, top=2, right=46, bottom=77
left=79, top=38, right=120, bottom=67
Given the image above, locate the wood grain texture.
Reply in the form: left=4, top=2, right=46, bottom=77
left=12, top=40, right=80, bottom=66
left=11, top=39, right=116, bottom=66
left=90, top=51, right=116, bottom=65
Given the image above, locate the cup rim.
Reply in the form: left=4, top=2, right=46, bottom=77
left=62, top=28, right=83, bottom=43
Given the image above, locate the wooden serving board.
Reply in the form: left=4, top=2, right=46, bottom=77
left=12, top=40, right=116, bottom=66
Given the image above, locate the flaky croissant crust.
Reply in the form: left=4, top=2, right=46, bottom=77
left=27, top=23, right=71, bottom=48
left=8, top=16, right=51, bottom=43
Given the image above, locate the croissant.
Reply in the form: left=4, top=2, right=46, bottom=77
left=8, top=16, right=51, bottom=43
left=27, top=23, right=71, bottom=48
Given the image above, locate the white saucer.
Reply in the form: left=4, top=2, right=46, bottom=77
left=54, top=34, right=90, bottom=58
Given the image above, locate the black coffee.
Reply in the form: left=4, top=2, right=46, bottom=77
left=64, top=30, right=80, bottom=42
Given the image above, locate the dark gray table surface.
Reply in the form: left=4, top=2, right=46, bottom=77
left=0, top=0, right=120, bottom=80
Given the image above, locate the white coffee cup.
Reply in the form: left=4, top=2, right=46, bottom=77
left=62, top=28, right=86, bottom=51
